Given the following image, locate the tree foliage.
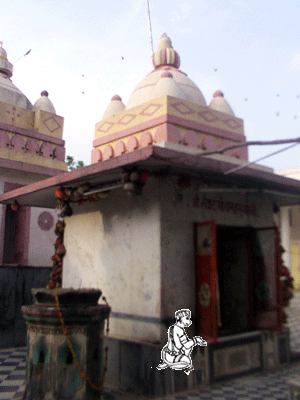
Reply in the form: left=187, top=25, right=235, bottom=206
left=66, top=155, right=85, bottom=171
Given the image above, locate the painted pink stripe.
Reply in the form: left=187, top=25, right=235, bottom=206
left=0, top=121, right=65, bottom=146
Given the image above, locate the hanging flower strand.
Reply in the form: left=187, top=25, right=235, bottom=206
left=47, top=220, right=66, bottom=289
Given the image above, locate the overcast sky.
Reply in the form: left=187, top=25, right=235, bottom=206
left=2, top=0, right=300, bottom=171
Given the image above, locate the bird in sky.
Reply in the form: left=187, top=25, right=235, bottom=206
left=244, top=98, right=248, bottom=101
left=121, top=56, right=124, bottom=60
left=276, top=94, right=280, bottom=97
left=213, top=68, right=218, bottom=72
left=276, top=111, right=280, bottom=116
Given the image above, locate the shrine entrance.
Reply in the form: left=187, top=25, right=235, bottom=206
left=194, top=221, right=282, bottom=342
left=217, top=226, right=251, bottom=336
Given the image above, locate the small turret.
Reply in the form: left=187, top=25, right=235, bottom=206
left=33, top=91, right=56, bottom=114
left=209, top=90, right=235, bottom=116
left=102, top=95, right=125, bottom=119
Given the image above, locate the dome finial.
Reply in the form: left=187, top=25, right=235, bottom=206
left=214, top=90, right=224, bottom=98
left=152, top=34, right=180, bottom=69
left=0, top=42, right=3, bottom=48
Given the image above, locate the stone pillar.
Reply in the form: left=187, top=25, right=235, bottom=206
left=22, top=288, right=110, bottom=400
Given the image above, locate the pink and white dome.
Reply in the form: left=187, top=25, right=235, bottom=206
left=126, top=34, right=207, bottom=109
left=33, top=90, right=56, bottom=114
left=0, top=42, right=32, bottom=109
left=208, top=90, right=235, bottom=116
left=102, top=95, right=125, bottom=119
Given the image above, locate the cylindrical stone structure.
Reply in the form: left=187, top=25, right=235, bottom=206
left=21, top=288, right=110, bottom=400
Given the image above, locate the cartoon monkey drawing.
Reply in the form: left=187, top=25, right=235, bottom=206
left=157, top=309, right=207, bottom=375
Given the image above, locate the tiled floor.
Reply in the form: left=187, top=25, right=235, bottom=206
left=156, top=362, right=300, bottom=400
left=1, top=293, right=300, bottom=400
left=0, top=348, right=26, bottom=400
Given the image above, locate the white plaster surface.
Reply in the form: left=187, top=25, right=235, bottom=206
left=126, top=68, right=207, bottom=109
left=102, top=98, right=125, bottom=119
left=63, top=184, right=161, bottom=342
left=209, top=96, right=235, bottom=116
left=33, top=95, right=56, bottom=114
left=28, top=207, right=58, bottom=267
left=280, top=207, right=291, bottom=269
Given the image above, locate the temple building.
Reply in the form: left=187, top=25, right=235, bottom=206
left=0, top=42, right=67, bottom=347
left=1, top=35, right=300, bottom=396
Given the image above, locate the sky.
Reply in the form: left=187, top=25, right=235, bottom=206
left=1, top=0, right=300, bottom=172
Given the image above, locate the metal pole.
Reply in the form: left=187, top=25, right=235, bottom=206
left=146, top=0, right=154, bottom=57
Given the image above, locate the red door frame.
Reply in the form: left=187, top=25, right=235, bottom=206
left=194, top=221, right=218, bottom=343
left=194, top=223, right=283, bottom=342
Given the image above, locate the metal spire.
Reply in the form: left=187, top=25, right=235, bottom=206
left=146, top=0, right=154, bottom=57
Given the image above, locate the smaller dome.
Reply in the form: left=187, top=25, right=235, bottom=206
left=208, top=90, right=235, bottom=116
left=33, top=91, right=56, bottom=114
left=152, top=33, right=180, bottom=69
left=0, top=42, right=13, bottom=78
left=102, top=95, right=125, bottom=119
left=152, top=72, right=186, bottom=101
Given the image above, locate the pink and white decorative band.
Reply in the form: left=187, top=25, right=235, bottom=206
left=0, top=130, right=65, bottom=161
left=92, top=127, right=248, bottom=163
left=0, top=121, right=64, bottom=146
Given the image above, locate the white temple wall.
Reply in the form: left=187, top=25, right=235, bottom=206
left=280, top=207, right=291, bottom=269
left=63, top=179, right=161, bottom=343
left=28, top=207, right=57, bottom=267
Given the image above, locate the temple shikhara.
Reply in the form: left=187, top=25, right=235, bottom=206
left=92, top=33, right=247, bottom=164
left=1, top=35, right=300, bottom=397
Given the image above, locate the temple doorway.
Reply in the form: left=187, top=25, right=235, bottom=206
left=194, top=221, right=281, bottom=342
left=217, top=226, right=251, bottom=336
